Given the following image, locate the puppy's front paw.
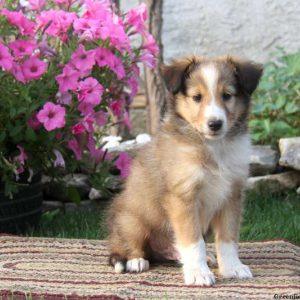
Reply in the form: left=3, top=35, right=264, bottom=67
left=220, top=263, right=253, bottom=279
left=126, top=258, right=150, bottom=273
left=183, top=266, right=215, bottom=286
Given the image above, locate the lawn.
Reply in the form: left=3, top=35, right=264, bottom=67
left=240, top=190, right=300, bottom=244
left=27, top=190, right=300, bottom=245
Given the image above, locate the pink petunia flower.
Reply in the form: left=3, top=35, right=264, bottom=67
left=115, top=152, right=132, bottom=178
left=138, top=51, right=156, bottom=69
left=95, top=48, right=114, bottom=67
left=53, top=0, right=75, bottom=4
left=10, top=62, right=26, bottom=83
left=74, top=17, right=110, bottom=42
left=53, top=149, right=65, bottom=168
left=37, top=102, right=66, bottom=131
left=14, top=145, right=28, bottom=175
left=142, top=33, right=159, bottom=56
left=95, top=48, right=125, bottom=79
left=108, top=55, right=125, bottom=80
left=56, top=91, right=72, bottom=105
left=73, top=18, right=95, bottom=41
left=70, top=44, right=95, bottom=72
left=67, top=138, right=82, bottom=160
left=126, top=3, right=148, bottom=34
left=119, top=111, right=132, bottom=131
left=1, top=9, right=35, bottom=36
left=38, top=36, right=56, bottom=57
left=72, top=123, right=85, bottom=135
left=55, top=132, right=63, bottom=140
left=72, top=63, right=91, bottom=79
left=0, top=43, right=13, bottom=70
left=82, top=0, right=111, bottom=19
left=81, top=113, right=95, bottom=132
left=37, top=10, right=76, bottom=39
left=110, top=100, right=123, bottom=116
left=77, top=101, right=94, bottom=116
left=22, top=56, right=48, bottom=82
left=77, top=77, right=103, bottom=106
left=28, top=0, right=46, bottom=10
left=109, top=22, right=131, bottom=52
left=95, top=111, right=108, bottom=126
left=87, top=134, right=110, bottom=162
left=56, top=64, right=80, bottom=93
left=9, top=40, right=38, bottom=57
left=27, top=112, right=41, bottom=130
left=132, top=63, right=140, bottom=77
left=17, top=145, right=28, bottom=163
left=127, top=75, right=139, bottom=97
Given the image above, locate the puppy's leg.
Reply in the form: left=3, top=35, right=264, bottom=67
left=109, top=214, right=150, bottom=273
left=211, top=185, right=252, bottom=279
left=166, top=195, right=215, bottom=286
left=125, top=218, right=150, bottom=273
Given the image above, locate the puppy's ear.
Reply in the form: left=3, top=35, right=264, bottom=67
left=228, top=57, right=263, bottom=95
left=160, top=57, right=199, bottom=94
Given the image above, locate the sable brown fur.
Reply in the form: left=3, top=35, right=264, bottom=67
left=107, top=55, right=262, bottom=279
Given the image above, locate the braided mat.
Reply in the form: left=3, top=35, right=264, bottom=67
left=0, top=237, right=299, bottom=299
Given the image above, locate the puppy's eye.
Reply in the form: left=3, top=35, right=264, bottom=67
left=193, top=94, right=202, bottom=102
left=222, top=93, right=232, bottom=101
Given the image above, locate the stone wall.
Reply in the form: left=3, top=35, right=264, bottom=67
left=122, top=0, right=300, bottom=63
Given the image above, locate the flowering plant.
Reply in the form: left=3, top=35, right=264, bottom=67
left=0, top=0, right=158, bottom=196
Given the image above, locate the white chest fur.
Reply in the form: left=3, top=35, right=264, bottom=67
left=198, top=134, right=251, bottom=223
left=206, top=133, right=251, bottom=181
left=166, top=133, right=251, bottom=206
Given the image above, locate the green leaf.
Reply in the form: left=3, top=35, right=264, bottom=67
left=252, top=103, right=265, bottom=114
left=257, top=81, right=274, bottom=92
left=9, top=126, right=22, bottom=137
left=16, top=106, right=28, bottom=114
left=263, top=119, right=271, bottom=134
left=285, top=101, right=299, bottom=114
left=270, top=120, right=292, bottom=132
left=0, top=131, right=6, bottom=142
left=271, top=96, right=286, bottom=110
left=25, top=127, right=37, bottom=141
left=9, top=107, right=17, bottom=118
left=67, top=186, right=81, bottom=205
left=251, top=132, right=264, bottom=143
left=284, top=52, right=300, bottom=75
left=249, top=119, right=264, bottom=128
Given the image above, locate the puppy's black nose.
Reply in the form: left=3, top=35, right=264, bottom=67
left=208, top=119, right=223, bottom=132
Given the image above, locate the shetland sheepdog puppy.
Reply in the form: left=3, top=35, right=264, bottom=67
left=107, top=55, right=262, bottom=286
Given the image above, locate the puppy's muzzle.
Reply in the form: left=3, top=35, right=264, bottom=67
left=208, top=119, right=223, bottom=132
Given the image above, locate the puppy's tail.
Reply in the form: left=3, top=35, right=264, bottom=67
left=109, top=253, right=127, bottom=273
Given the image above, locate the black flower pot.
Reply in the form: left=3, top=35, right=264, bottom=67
left=0, top=181, right=43, bottom=234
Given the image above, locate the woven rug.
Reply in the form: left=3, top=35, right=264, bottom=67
left=0, top=237, right=299, bottom=299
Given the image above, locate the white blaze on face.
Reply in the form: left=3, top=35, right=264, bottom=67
left=201, top=64, right=227, bottom=136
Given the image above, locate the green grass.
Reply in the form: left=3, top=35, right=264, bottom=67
left=26, top=208, right=108, bottom=240
left=240, top=190, right=300, bottom=244
left=26, top=191, right=300, bottom=245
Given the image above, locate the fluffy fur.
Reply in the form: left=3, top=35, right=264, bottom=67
left=107, top=55, right=263, bottom=285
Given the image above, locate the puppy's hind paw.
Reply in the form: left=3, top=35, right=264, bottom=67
left=114, top=261, right=125, bottom=273
left=126, top=258, right=150, bottom=273
left=207, top=251, right=217, bottom=267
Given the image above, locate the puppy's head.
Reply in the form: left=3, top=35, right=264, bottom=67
left=160, top=56, right=263, bottom=140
